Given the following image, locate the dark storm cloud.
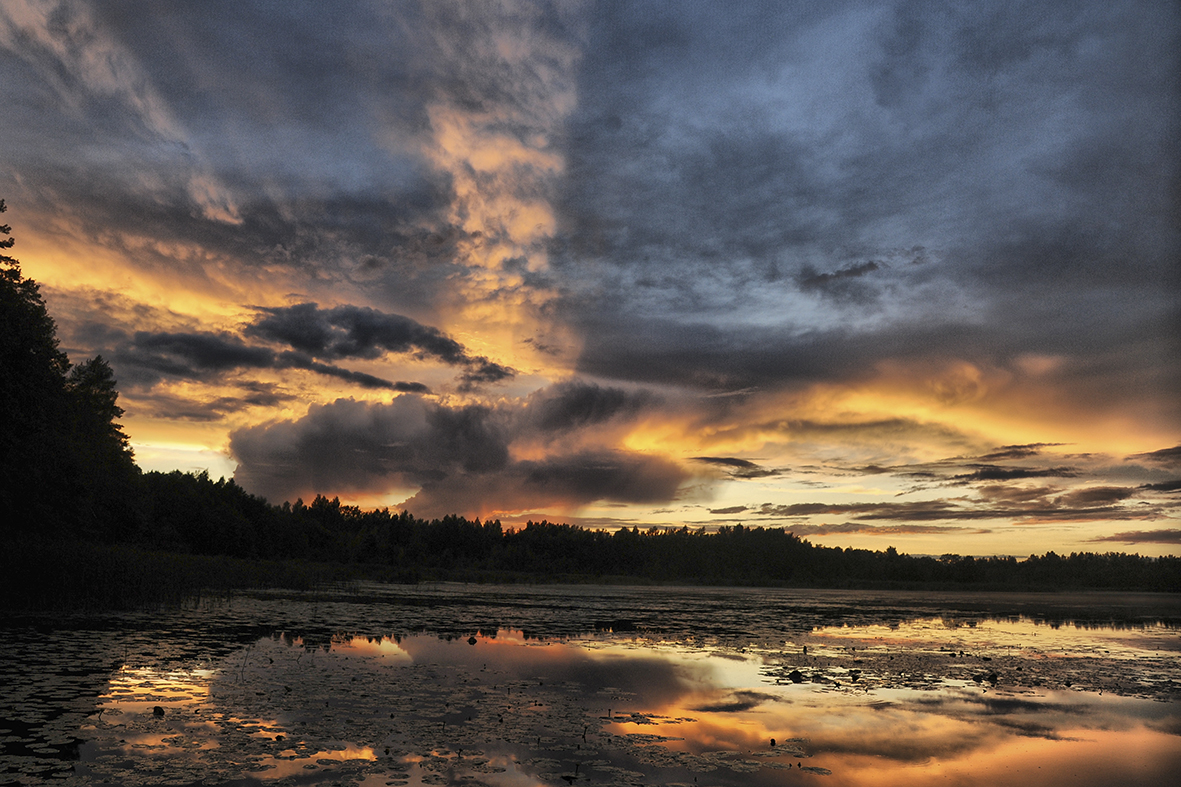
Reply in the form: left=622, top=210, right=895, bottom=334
left=515, top=451, right=683, bottom=503
left=456, top=361, right=516, bottom=391
left=247, top=303, right=514, bottom=388
left=230, top=393, right=690, bottom=512
left=18, top=172, right=457, bottom=310
left=704, top=441, right=1181, bottom=528
left=977, top=444, right=1061, bottom=462
left=797, top=261, right=882, bottom=300
left=5, top=0, right=1175, bottom=403
left=751, top=497, right=1165, bottom=524
left=694, top=457, right=759, bottom=470
left=1090, top=530, right=1181, bottom=545
left=708, top=505, right=749, bottom=515
left=99, top=298, right=516, bottom=393
left=1, top=0, right=456, bottom=296
left=403, top=450, right=688, bottom=518
left=230, top=396, right=509, bottom=503
left=133, top=383, right=295, bottom=422
left=550, top=0, right=1180, bottom=403
left=111, top=330, right=426, bottom=392
left=1057, top=486, right=1136, bottom=507
left=755, top=501, right=998, bottom=521
left=787, top=523, right=970, bottom=537
left=276, top=351, right=429, bottom=392
left=692, top=457, right=780, bottom=479
left=1140, top=479, right=1181, bottom=493
left=1, top=0, right=581, bottom=311
left=1130, top=446, right=1181, bottom=469
left=128, top=331, right=273, bottom=374
left=831, top=445, right=1147, bottom=489
left=522, top=379, right=658, bottom=432
left=975, top=485, right=1059, bottom=504
left=570, top=317, right=1013, bottom=393
left=1091, top=529, right=1181, bottom=543
left=951, top=465, right=1077, bottom=483
left=87, top=0, right=437, bottom=146
left=692, top=691, right=779, bottom=714
left=249, top=303, right=468, bottom=362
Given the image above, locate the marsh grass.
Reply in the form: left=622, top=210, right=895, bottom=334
left=0, top=539, right=370, bottom=612
left=0, top=541, right=629, bottom=614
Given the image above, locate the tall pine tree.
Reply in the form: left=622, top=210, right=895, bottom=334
left=0, top=200, right=140, bottom=540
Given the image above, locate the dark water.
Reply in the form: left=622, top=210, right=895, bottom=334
left=2, top=584, right=1179, bottom=786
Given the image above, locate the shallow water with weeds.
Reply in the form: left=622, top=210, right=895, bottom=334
left=2, top=584, right=1179, bottom=786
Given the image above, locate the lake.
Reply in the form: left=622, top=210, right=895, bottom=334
left=2, top=584, right=1178, bottom=786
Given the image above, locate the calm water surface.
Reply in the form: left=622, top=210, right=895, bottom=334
left=2, top=584, right=1178, bottom=786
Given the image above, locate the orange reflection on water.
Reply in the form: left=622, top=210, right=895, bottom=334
left=258, top=743, right=376, bottom=779
left=573, top=636, right=1181, bottom=787
left=827, top=726, right=1181, bottom=787
left=98, top=664, right=213, bottom=721
left=74, top=624, right=1179, bottom=787
left=328, top=634, right=413, bottom=662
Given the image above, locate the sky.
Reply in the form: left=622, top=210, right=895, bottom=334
left=1, top=0, right=1178, bottom=557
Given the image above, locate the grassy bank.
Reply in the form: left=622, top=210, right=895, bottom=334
left=0, top=539, right=374, bottom=612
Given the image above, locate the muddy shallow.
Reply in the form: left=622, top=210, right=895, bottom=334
left=2, top=584, right=1179, bottom=786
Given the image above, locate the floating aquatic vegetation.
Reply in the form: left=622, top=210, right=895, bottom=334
left=1, top=585, right=1179, bottom=785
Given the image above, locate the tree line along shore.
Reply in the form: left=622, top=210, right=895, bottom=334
left=3, top=198, right=1178, bottom=611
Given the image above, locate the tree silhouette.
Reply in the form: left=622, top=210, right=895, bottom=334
left=1, top=198, right=73, bottom=533
left=65, top=355, right=141, bottom=539
left=0, top=200, right=139, bottom=540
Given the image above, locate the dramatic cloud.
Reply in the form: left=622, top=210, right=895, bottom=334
left=126, top=331, right=274, bottom=375
left=246, top=303, right=514, bottom=388
left=230, top=387, right=690, bottom=517
left=131, top=383, right=294, bottom=422
left=3, top=1, right=1177, bottom=554
left=1140, top=480, right=1181, bottom=493
left=692, top=457, right=780, bottom=479
left=111, top=330, right=427, bottom=392
left=1131, top=446, right=1181, bottom=469
left=785, top=523, right=974, bottom=537
left=523, top=380, right=658, bottom=433
left=404, top=450, right=689, bottom=519
left=230, top=396, right=510, bottom=504
left=797, top=260, right=883, bottom=300
left=551, top=0, right=1181, bottom=424
left=977, top=444, right=1063, bottom=462
left=1090, top=530, right=1181, bottom=545
left=951, top=466, right=1078, bottom=483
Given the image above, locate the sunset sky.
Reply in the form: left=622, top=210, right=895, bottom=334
left=2, top=0, right=1178, bottom=556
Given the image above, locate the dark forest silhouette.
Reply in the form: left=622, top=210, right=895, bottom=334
left=2, top=199, right=1178, bottom=602
left=1, top=199, right=140, bottom=541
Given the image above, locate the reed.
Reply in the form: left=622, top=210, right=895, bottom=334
left=0, top=539, right=360, bottom=612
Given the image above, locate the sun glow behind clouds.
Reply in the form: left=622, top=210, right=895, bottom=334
left=131, top=442, right=237, bottom=480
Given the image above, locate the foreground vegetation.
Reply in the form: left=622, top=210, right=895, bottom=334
left=2, top=198, right=1178, bottom=610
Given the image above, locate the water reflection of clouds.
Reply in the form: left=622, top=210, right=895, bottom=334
left=532, top=638, right=1179, bottom=786
left=398, top=633, right=713, bottom=712
left=21, top=591, right=1175, bottom=787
